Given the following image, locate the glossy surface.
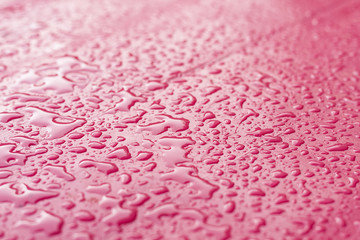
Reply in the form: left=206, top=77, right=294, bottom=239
left=1, top=0, right=360, bottom=239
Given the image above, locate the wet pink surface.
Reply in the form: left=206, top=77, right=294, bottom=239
left=1, top=0, right=360, bottom=239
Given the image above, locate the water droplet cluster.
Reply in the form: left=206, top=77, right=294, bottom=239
left=0, top=0, right=360, bottom=239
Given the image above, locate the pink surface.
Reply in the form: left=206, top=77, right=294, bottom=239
left=1, top=0, right=360, bottom=239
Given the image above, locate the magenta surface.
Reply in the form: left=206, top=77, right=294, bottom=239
left=1, top=0, right=360, bottom=239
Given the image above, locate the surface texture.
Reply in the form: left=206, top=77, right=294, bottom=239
left=1, top=0, right=360, bottom=239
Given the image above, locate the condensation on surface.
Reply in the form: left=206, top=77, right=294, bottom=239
left=1, top=0, right=360, bottom=239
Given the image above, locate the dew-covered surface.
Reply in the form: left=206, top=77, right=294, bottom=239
left=1, top=0, right=360, bottom=239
